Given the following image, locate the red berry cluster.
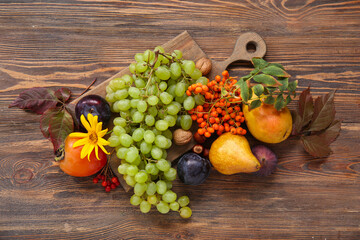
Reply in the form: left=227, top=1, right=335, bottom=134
left=93, top=163, right=120, bottom=192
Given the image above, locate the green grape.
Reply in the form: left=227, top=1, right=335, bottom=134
left=161, top=149, right=168, bottom=159
left=134, top=182, right=147, bottom=196
left=143, top=130, right=155, bottom=144
left=130, top=194, right=142, bottom=206
left=175, top=94, right=187, bottom=104
left=135, top=78, right=146, bottom=88
left=128, top=87, right=140, bottom=99
left=182, top=60, right=195, bottom=75
left=162, top=129, right=173, bottom=140
left=133, top=156, right=142, bottom=167
left=140, top=141, right=152, bottom=154
left=123, top=75, right=134, bottom=85
left=145, top=115, right=155, bottom=126
left=180, top=115, right=192, bottom=130
left=189, top=68, right=202, bottom=80
left=146, top=182, right=157, bottom=196
left=148, top=106, right=158, bottom=116
left=114, top=89, right=129, bottom=100
left=179, top=207, right=192, bottom=218
left=172, top=50, right=182, bottom=59
left=126, top=165, right=139, bottom=176
left=124, top=175, right=136, bottom=187
left=159, top=92, right=173, bottom=105
left=108, top=135, right=120, bottom=147
left=183, top=96, right=195, bottom=110
left=132, top=128, right=145, bottom=142
left=132, top=111, right=144, bottom=123
left=167, top=102, right=180, bottom=115
left=175, top=82, right=186, bottom=97
left=116, top=99, right=131, bottom=111
left=194, top=94, right=205, bottom=105
left=155, top=66, right=171, bottom=80
left=134, top=170, right=148, bottom=183
left=116, top=147, right=128, bottom=160
left=166, top=84, right=176, bottom=97
left=156, top=180, right=167, bottom=195
left=134, top=53, right=144, bottom=62
left=152, top=128, right=162, bottom=136
left=154, top=135, right=168, bottom=148
left=159, top=81, right=168, bottom=91
left=120, top=110, right=130, bottom=119
left=140, top=200, right=151, bottom=213
left=147, top=195, right=158, bottom=205
left=169, top=202, right=180, bottom=211
left=145, top=163, right=159, bottom=175
left=156, top=201, right=170, bottom=214
left=147, top=96, right=159, bottom=106
left=162, top=190, right=177, bottom=203
left=170, top=62, right=182, bottom=78
left=125, top=147, right=139, bottom=163
left=147, top=85, right=158, bottom=95
left=130, top=99, right=140, bottom=109
left=155, top=120, right=169, bottom=131
left=178, top=196, right=190, bottom=207
left=196, top=76, right=208, bottom=85
left=119, top=133, right=133, bottom=147
left=112, top=78, right=126, bottom=89
left=151, top=146, right=163, bottom=160
left=157, top=109, right=166, bottom=119
left=130, top=108, right=137, bottom=117
left=165, top=139, right=172, bottom=150
left=164, top=115, right=176, bottom=127
left=137, top=100, right=147, bottom=113
left=154, top=46, right=165, bottom=53
left=159, top=54, right=169, bottom=64
left=106, top=93, right=116, bottom=103
left=156, top=159, right=170, bottom=172
left=117, top=163, right=129, bottom=175
left=166, top=180, right=172, bottom=190
left=136, top=61, right=148, bottom=73
left=143, top=49, right=154, bottom=62
left=164, top=168, right=177, bottom=181
left=129, top=63, right=136, bottom=73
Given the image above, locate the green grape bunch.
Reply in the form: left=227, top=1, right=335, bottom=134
left=105, top=47, right=205, bottom=218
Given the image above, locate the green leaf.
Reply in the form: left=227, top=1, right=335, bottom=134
left=249, top=99, right=262, bottom=110
left=248, top=87, right=253, bottom=100
left=251, top=57, right=269, bottom=69
left=274, top=94, right=285, bottom=111
left=278, top=77, right=288, bottom=92
left=318, top=120, right=341, bottom=145
left=262, top=65, right=290, bottom=78
left=269, top=63, right=285, bottom=70
left=239, top=79, right=249, bottom=102
left=298, top=87, right=314, bottom=129
left=48, top=108, right=74, bottom=152
left=301, top=135, right=332, bottom=158
left=285, top=95, right=292, bottom=105
left=252, top=84, right=264, bottom=97
left=288, top=80, right=298, bottom=92
left=267, top=87, right=276, bottom=93
left=308, top=91, right=336, bottom=132
left=221, top=88, right=228, bottom=98
left=264, top=96, right=275, bottom=104
left=253, top=74, right=277, bottom=86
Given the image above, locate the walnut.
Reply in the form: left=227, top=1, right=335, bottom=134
left=195, top=57, right=212, bottom=76
left=173, top=129, right=193, bottom=146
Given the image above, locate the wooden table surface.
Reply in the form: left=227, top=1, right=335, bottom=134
left=1, top=1, right=359, bottom=239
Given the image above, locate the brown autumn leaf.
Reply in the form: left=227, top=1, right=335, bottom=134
left=300, top=135, right=332, bottom=158
left=298, top=86, right=314, bottom=129
left=308, top=90, right=336, bottom=132
left=318, top=120, right=341, bottom=145
left=48, top=108, right=74, bottom=152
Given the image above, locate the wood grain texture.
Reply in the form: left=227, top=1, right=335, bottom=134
left=0, top=0, right=359, bottom=239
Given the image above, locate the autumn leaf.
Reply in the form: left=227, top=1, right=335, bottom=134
left=301, top=135, right=332, bottom=158
left=318, top=120, right=341, bottom=145
left=48, top=108, right=74, bottom=152
left=298, top=86, right=314, bottom=130
left=308, top=91, right=336, bottom=132
left=9, top=87, right=59, bottom=114
left=54, top=88, right=71, bottom=103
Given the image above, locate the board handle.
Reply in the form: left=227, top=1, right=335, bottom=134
left=208, top=32, right=266, bottom=80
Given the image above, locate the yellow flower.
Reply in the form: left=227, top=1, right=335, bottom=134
left=69, top=113, right=110, bottom=160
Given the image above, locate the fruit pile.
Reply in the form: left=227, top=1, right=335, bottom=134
left=187, top=70, right=246, bottom=138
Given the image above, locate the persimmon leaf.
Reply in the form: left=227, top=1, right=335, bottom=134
left=301, top=135, right=332, bottom=158
left=48, top=108, right=74, bottom=152
left=55, top=88, right=71, bottom=103
left=308, top=90, right=336, bottom=132
left=9, top=87, right=59, bottom=114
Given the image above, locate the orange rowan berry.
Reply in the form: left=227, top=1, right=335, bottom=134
left=207, top=127, right=214, bottom=133
left=197, top=128, right=205, bottom=135
left=195, top=87, right=202, bottom=93
left=204, top=132, right=211, bottom=138
left=230, top=113, right=236, bottom=118
left=217, top=130, right=223, bottom=136
left=191, top=114, right=197, bottom=121
left=228, top=120, right=235, bottom=125
left=200, top=121, right=207, bottom=128
left=216, top=108, right=222, bottom=114
left=197, top=118, right=204, bottom=124
left=236, top=128, right=242, bottom=135
left=215, top=75, right=221, bottom=82
left=230, top=128, right=236, bottom=134
left=213, top=124, right=219, bottom=130
left=203, top=113, right=209, bottom=119
left=202, top=85, right=209, bottom=92
left=209, top=117, right=215, bottom=124
left=211, top=111, right=218, bottom=117
left=215, top=117, right=220, bottom=123
left=241, top=129, right=247, bottom=135
left=219, top=125, right=225, bottom=132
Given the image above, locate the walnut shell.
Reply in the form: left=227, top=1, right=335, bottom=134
left=173, top=129, right=193, bottom=146
left=195, top=57, right=212, bottom=76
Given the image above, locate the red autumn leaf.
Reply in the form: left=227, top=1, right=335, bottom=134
left=300, top=135, right=332, bottom=158
left=318, top=120, right=341, bottom=145
left=298, top=86, right=314, bottom=129
left=40, top=108, right=58, bottom=140
left=54, top=88, right=72, bottom=103
left=9, top=87, right=59, bottom=114
left=48, top=108, right=74, bottom=152
left=308, top=91, right=336, bottom=132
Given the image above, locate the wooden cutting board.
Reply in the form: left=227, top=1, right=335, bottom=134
left=68, top=30, right=266, bottom=191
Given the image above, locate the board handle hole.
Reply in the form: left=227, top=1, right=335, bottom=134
left=246, top=41, right=257, bottom=53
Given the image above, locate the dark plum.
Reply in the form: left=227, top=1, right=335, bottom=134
left=252, top=145, right=278, bottom=176
left=75, top=95, right=111, bottom=130
left=177, top=153, right=211, bottom=185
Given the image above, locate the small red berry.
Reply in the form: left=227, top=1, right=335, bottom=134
left=100, top=175, right=105, bottom=181
left=101, top=181, right=107, bottom=187
left=93, top=178, right=99, bottom=184
left=115, top=181, right=120, bottom=186
left=110, top=183, right=116, bottom=189
left=105, top=186, right=111, bottom=192
left=111, top=177, right=118, bottom=183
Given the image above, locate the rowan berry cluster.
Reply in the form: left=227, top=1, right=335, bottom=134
left=186, top=70, right=246, bottom=138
